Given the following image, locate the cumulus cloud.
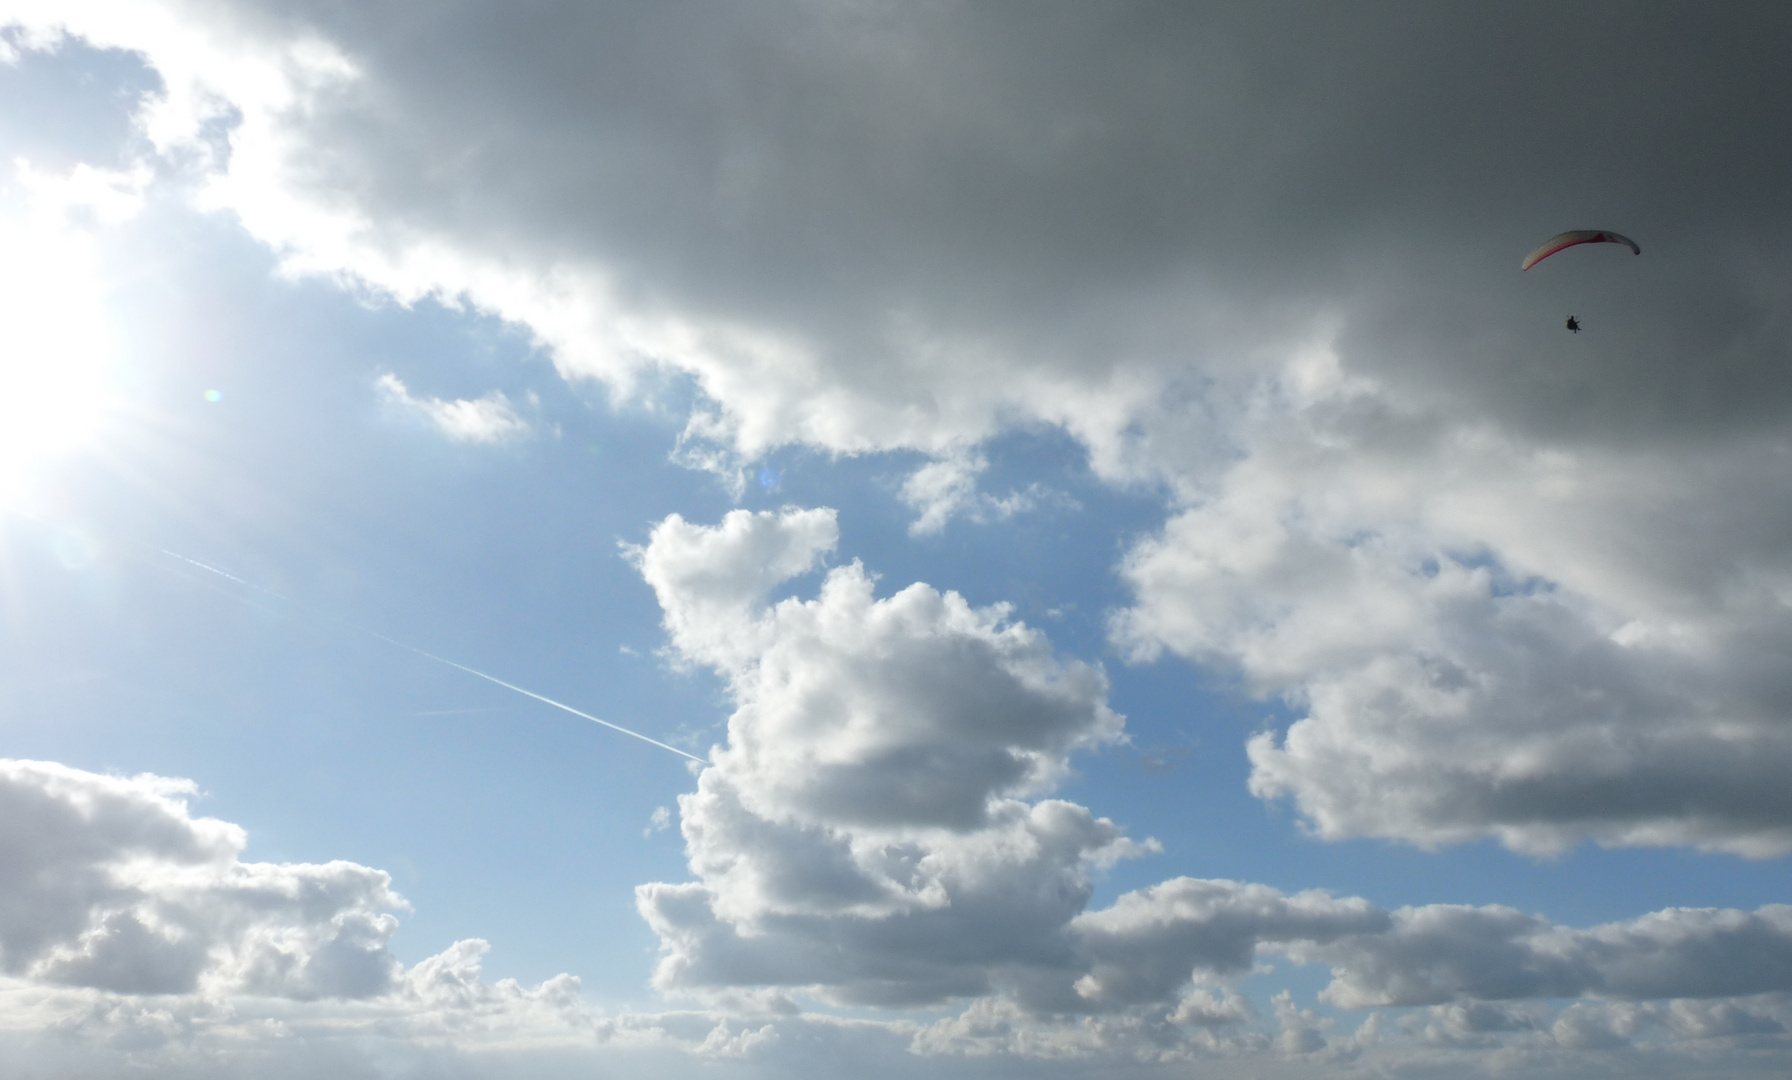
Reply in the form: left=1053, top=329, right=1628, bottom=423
left=1311, top=902, right=1792, bottom=1009
left=1113, top=349, right=1792, bottom=855
left=899, top=884, right=1792, bottom=1062
left=0, top=758, right=818, bottom=1076
left=631, top=507, right=1141, bottom=1007
left=0, top=758, right=403, bottom=999
left=0, top=759, right=703, bottom=1077
left=1069, top=877, right=1387, bottom=1007
left=4, top=738, right=1786, bottom=1075
left=376, top=372, right=528, bottom=444
left=636, top=508, right=1124, bottom=832
left=625, top=508, right=1792, bottom=1066
left=0, top=585, right=1788, bottom=1071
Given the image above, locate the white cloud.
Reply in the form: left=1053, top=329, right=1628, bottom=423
left=0, top=762, right=628, bottom=1076
left=899, top=452, right=1065, bottom=537
left=0, top=758, right=403, bottom=999
left=646, top=806, right=672, bottom=837
left=0, top=758, right=902, bottom=1076
left=1113, top=351, right=1792, bottom=856
left=0, top=749, right=1770, bottom=1076
left=15, top=158, right=149, bottom=223
left=624, top=508, right=1792, bottom=1071
left=1271, top=989, right=1330, bottom=1056
left=637, top=509, right=1125, bottom=832
left=375, top=372, right=528, bottom=444
left=2, top=746, right=1792, bottom=1072
left=631, top=507, right=1141, bottom=1007
left=628, top=506, right=841, bottom=674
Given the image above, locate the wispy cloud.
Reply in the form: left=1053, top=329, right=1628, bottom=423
left=645, top=805, right=672, bottom=837
left=375, top=372, right=529, bottom=444
left=900, top=452, right=1073, bottom=536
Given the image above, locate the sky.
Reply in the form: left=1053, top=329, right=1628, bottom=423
left=3, top=2, right=1792, bottom=1076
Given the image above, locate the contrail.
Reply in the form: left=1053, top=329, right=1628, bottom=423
left=0, top=505, right=704, bottom=764
left=157, top=548, right=263, bottom=591
left=364, top=631, right=704, bottom=763
left=151, top=535, right=704, bottom=764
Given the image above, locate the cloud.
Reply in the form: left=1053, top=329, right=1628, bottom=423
left=1113, top=349, right=1792, bottom=855
left=45, top=0, right=1784, bottom=457
left=0, top=758, right=854, bottom=1076
left=625, top=508, right=1792, bottom=1066
left=375, top=372, right=528, bottom=444
left=645, top=806, right=672, bottom=837
left=899, top=452, right=1065, bottom=537
left=0, top=632, right=1786, bottom=1071
left=0, top=758, right=403, bottom=999
left=16, top=1, right=1792, bottom=859
left=636, top=508, right=1124, bottom=831
left=1068, top=877, right=1388, bottom=1007
left=631, top=507, right=1142, bottom=1007
left=1311, top=902, right=1792, bottom=1009
left=0, top=676, right=1781, bottom=1075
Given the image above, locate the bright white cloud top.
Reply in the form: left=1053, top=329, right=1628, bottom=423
left=4, top=2, right=1792, bottom=1078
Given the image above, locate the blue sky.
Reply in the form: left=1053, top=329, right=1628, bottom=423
left=5, top=4, right=1792, bottom=1076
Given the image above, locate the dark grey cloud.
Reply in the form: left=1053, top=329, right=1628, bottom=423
left=143, top=1, right=1792, bottom=440
left=30, top=0, right=1779, bottom=471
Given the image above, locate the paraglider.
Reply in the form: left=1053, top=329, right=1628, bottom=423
left=1521, top=230, right=1640, bottom=271
left=1565, top=316, right=1580, bottom=333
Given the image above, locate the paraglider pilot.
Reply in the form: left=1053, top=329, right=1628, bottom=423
left=1565, top=316, right=1580, bottom=334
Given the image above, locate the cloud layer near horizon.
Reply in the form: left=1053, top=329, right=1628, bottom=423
left=1, top=554, right=1791, bottom=1071
left=5, top=626, right=1790, bottom=1073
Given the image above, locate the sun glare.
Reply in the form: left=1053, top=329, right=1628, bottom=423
left=0, top=211, right=116, bottom=500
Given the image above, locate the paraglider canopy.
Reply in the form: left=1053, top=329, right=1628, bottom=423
left=1521, top=230, right=1641, bottom=271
